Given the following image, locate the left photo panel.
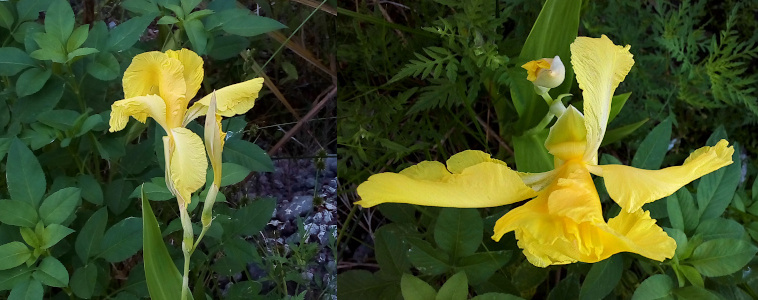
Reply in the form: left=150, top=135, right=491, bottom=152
left=0, top=0, right=337, bottom=299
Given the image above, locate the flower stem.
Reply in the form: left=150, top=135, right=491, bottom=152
left=192, top=183, right=219, bottom=253
left=179, top=203, right=194, bottom=300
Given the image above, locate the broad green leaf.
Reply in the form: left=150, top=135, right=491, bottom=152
left=77, top=174, right=104, bottom=205
left=66, top=24, right=89, bottom=52
left=337, top=270, right=400, bottom=299
left=41, top=224, right=74, bottom=248
left=401, top=273, right=437, bottom=300
left=226, top=281, right=262, bottom=300
left=672, top=286, right=719, bottom=300
left=83, top=21, right=108, bottom=49
left=45, top=0, right=74, bottom=43
left=99, top=217, right=143, bottom=262
left=471, top=294, right=524, bottom=300
left=511, top=261, right=548, bottom=293
left=667, top=193, right=684, bottom=232
left=631, top=274, right=674, bottom=300
left=8, top=278, right=42, bottom=300
left=204, top=8, right=246, bottom=30
left=37, top=109, right=80, bottom=130
left=17, top=0, right=50, bottom=22
left=0, top=265, right=33, bottom=291
left=0, top=200, right=38, bottom=227
left=226, top=198, right=276, bottom=237
left=16, top=68, right=52, bottom=97
left=374, top=225, right=411, bottom=276
left=106, top=15, right=156, bottom=52
left=631, top=118, right=671, bottom=170
left=184, top=18, right=207, bottom=55
left=455, top=251, right=511, bottom=285
left=75, top=208, right=107, bottom=263
left=678, top=265, right=703, bottom=288
left=547, top=273, right=580, bottom=300
left=105, top=179, right=134, bottom=215
left=695, top=218, right=744, bottom=241
left=129, top=179, right=173, bottom=201
left=157, top=16, right=179, bottom=25
left=32, top=256, right=68, bottom=287
left=187, top=9, right=214, bottom=21
left=601, top=118, right=648, bottom=146
left=141, top=188, right=182, bottom=300
left=407, top=237, right=449, bottom=276
left=20, top=228, right=40, bottom=249
left=218, top=163, right=250, bottom=187
left=67, top=47, right=99, bottom=61
left=436, top=271, right=467, bottom=300
left=121, top=0, right=160, bottom=15
left=687, top=238, right=757, bottom=277
left=0, top=4, right=12, bottom=29
left=70, top=265, right=97, bottom=298
left=434, top=208, right=482, bottom=259
left=513, top=129, right=553, bottom=173
left=209, top=35, right=248, bottom=60
left=30, top=32, right=66, bottom=62
left=223, top=139, right=274, bottom=172
left=508, top=0, right=581, bottom=132
left=181, top=0, right=202, bottom=13
left=211, top=237, right=259, bottom=276
left=697, top=140, right=740, bottom=221
left=222, top=14, right=286, bottom=37
left=6, top=139, right=46, bottom=207
left=0, top=47, right=36, bottom=76
left=608, top=92, right=632, bottom=124
left=579, top=255, right=622, bottom=300
left=14, top=77, right=65, bottom=123
left=663, top=228, right=688, bottom=258
left=38, top=187, right=80, bottom=225
left=87, top=52, right=121, bottom=81
left=0, top=242, right=31, bottom=270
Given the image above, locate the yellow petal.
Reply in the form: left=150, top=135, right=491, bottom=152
left=204, top=92, right=225, bottom=184
left=169, top=127, right=208, bottom=205
left=109, top=95, right=168, bottom=132
left=356, top=156, right=536, bottom=208
left=607, top=209, right=676, bottom=261
left=187, top=77, right=265, bottom=121
left=521, top=59, right=551, bottom=82
left=571, top=35, right=634, bottom=162
left=545, top=105, right=587, bottom=162
left=165, top=48, right=204, bottom=100
left=445, top=150, right=507, bottom=174
left=123, top=51, right=187, bottom=128
left=600, top=139, right=733, bottom=212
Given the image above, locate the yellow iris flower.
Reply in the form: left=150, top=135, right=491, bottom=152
left=108, top=49, right=264, bottom=205
left=356, top=35, right=734, bottom=267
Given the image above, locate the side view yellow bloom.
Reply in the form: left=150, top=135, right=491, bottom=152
left=356, top=35, right=734, bottom=267
left=108, top=49, right=264, bottom=205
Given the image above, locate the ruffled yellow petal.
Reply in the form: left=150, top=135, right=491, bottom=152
left=204, top=92, right=226, bottom=184
left=600, top=139, right=733, bottom=212
left=165, top=48, right=204, bottom=100
left=571, top=35, right=634, bottom=162
left=445, top=150, right=507, bottom=174
left=187, top=77, right=264, bottom=121
left=545, top=106, right=587, bottom=162
left=169, top=127, right=208, bottom=205
left=606, top=209, right=676, bottom=261
left=356, top=155, right=537, bottom=208
left=122, top=52, right=187, bottom=129
left=109, top=95, right=168, bottom=132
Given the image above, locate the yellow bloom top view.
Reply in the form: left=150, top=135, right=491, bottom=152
left=356, top=35, right=734, bottom=267
left=108, top=49, right=264, bottom=206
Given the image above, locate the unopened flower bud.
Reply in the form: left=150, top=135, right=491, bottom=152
left=521, top=55, right=565, bottom=89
